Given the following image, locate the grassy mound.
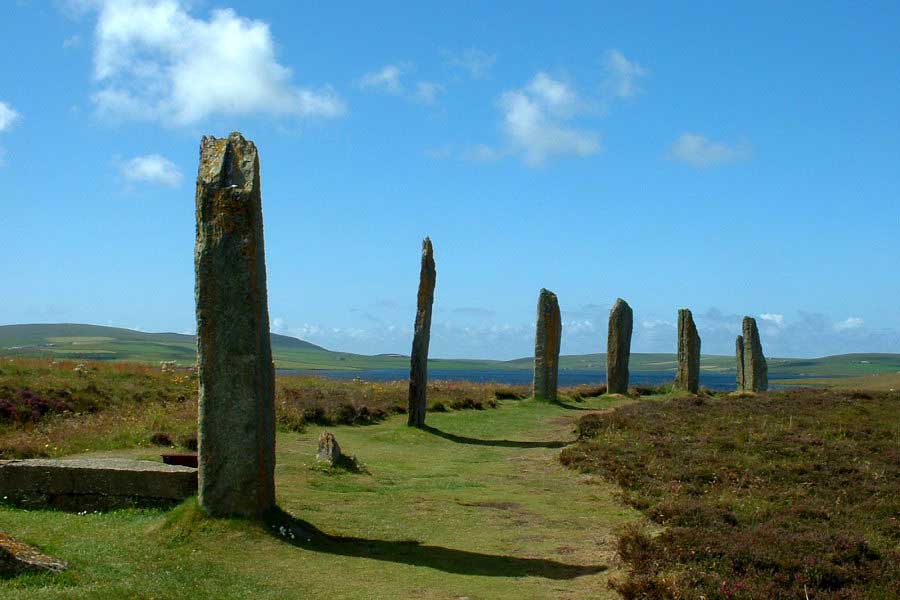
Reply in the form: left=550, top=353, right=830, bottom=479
left=561, top=390, right=900, bottom=599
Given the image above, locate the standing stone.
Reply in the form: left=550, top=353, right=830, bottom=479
left=533, top=289, right=562, bottom=401
left=316, top=432, right=342, bottom=466
left=741, top=317, right=769, bottom=392
left=606, top=298, right=634, bottom=394
left=735, top=335, right=745, bottom=390
left=407, top=237, right=436, bottom=427
left=675, top=308, right=701, bottom=394
left=195, top=132, right=275, bottom=518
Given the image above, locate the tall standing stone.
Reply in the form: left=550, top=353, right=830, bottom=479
left=741, top=317, right=768, bottom=392
left=606, top=298, right=634, bottom=394
left=407, top=237, right=436, bottom=427
left=675, top=308, right=701, bottom=394
left=195, top=132, right=275, bottom=518
left=735, top=335, right=745, bottom=390
left=533, top=289, right=562, bottom=401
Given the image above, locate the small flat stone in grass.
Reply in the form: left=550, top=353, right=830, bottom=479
left=0, top=532, right=67, bottom=576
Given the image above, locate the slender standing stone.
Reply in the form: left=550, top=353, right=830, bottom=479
left=195, top=132, right=275, bottom=518
left=606, top=298, right=634, bottom=394
left=533, top=289, right=562, bottom=401
left=735, top=335, right=745, bottom=390
left=675, top=308, right=701, bottom=394
left=407, top=237, right=436, bottom=427
left=741, top=317, right=769, bottom=392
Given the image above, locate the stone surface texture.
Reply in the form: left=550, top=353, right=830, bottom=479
left=0, top=459, right=196, bottom=510
left=606, top=298, right=634, bottom=394
left=0, top=533, right=67, bottom=575
left=741, top=317, right=769, bottom=392
left=407, top=237, right=436, bottom=427
left=735, top=335, right=745, bottom=390
left=195, top=132, right=276, bottom=517
left=316, top=432, right=342, bottom=466
left=533, top=288, right=562, bottom=401
left=675, top=308, right=701, bottom=394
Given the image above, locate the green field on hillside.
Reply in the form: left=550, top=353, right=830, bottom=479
left=2, top=323, right=899, bottom=377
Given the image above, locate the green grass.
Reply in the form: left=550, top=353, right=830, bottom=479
left=0, top=395, right=638, bottom=599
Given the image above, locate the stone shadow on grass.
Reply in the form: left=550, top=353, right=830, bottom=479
left=553, top=401, right=596, bottom=411
left=264, top=507, right=606, bottom=580
left=421, top=425, right=572, bottom=449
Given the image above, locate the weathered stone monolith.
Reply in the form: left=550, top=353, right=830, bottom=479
left=741, top=317, right=768, bottom=392
left=606, top=298, right=633, bottom=394
left=407, top=237, right=436, bottom=427
left=735, top=335, right=745, bottom=390
left=195, top=132, right=275, bottom=518
left=675, top=308, right=701, bottom=394
left=533, top=288, right=562, bottom=401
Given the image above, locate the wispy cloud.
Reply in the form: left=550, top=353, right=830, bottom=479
left=359, top=64, right=405, bottom=94
left=470, top=50, right=646, bottom=167
left=602, top=49, right=648, bottom=99
left=445, top=48, right=496, bottom=79
left=414, top=81, right=444, bottom=104
left=0, top=101, right=20, bottom=166
left=834, top=317, right=864, bottom=331
left=760, top=313, right=785, bottom=328
left=497, top=71, right=600, bottom=166
left=120, top=154, right=183, bottom=187
left=359, top=64, right=446, bottom=107
left=75, top=0, right=345, bottom=125
left=62, top=34, right=81, bottom=49
left=668, top=133, right=752, bottom=168
left=0, top=102, right=20, bottom=132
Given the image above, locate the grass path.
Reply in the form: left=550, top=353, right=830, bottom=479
left=1, top=397, right=637, bottom=599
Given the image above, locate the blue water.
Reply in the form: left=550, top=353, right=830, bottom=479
left=276, top=368, right=807, bottom=391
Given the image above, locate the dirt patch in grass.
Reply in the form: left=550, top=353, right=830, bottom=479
left=560, top=389, right=900, bottom=599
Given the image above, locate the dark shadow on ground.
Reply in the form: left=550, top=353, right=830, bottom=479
left=553, top=401, right=597, bottom=411
left=421, top=425, right=572, bottom=449
left=265, top=507, right=606, bottom=580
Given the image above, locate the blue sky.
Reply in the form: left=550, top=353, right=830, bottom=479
left=2, top=1, right=899, bottom=359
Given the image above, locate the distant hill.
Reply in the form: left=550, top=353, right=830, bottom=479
left=1, top=323, right=898, bottom=377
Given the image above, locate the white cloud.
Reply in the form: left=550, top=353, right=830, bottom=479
left=0, top=102, right=20, bottom=131
left=669, top=133, right=752, bottom=168
left=359, top=64, right=404, bottom=94
left=834, top=317, right=864, bottom=331
left=120, top=154, right=183, bottom=187
left=78, top=0, right=345, bottom=125
left=63, top=34, right=82, bottom=48
left=760, top=313, right=785, bottom=328
left=414, top=81, right=444, bottom=104
left=499, top=72, right=600, bottom=166
left=445, top=48, right=496, bottom=78
left=603, top=49, right=647, bottom=98
left=527, top=72, right=579, bottom=113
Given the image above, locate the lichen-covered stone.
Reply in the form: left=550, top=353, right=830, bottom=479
left=316, top=432, right=342, bottom=466
left=675, top=308, right=701, bottom=394
left=735, top=335, right=745, bottom=390
left=407, top=237, right=436, bottom=427
left=606, top=298, right=634, bottom=394
left=741, top=317, right=768, bottom=392
left=195, top=132, right=275, bottom=518
left=533, top=289, right=562, bottom=401
left=0, top=533, right=67, bottom=576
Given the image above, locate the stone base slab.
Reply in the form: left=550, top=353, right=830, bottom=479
left=0, top=458, right=197, bottom=511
